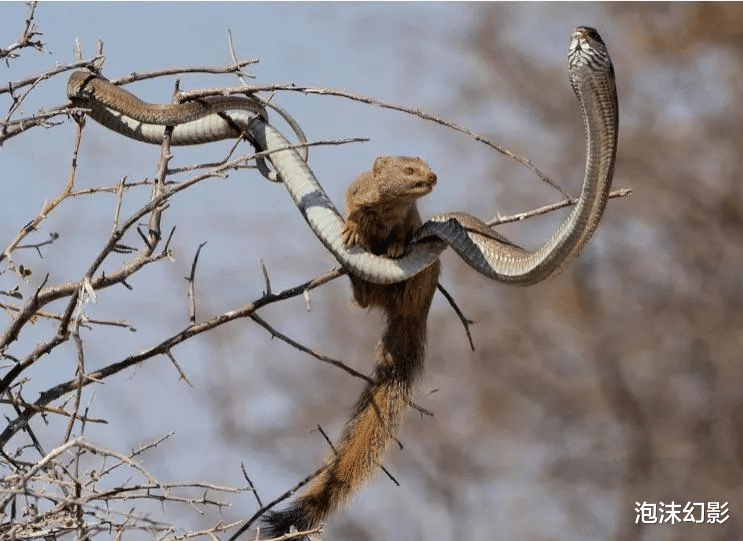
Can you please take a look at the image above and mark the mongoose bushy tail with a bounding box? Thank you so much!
[262,156,440,539]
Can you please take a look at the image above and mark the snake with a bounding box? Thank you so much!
[66,26,617,286]
[415,26,618,283]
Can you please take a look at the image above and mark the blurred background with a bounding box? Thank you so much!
[2,3,742,540]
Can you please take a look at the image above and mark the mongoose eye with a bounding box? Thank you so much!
[404,167,416,175]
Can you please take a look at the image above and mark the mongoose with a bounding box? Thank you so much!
[263,156,441,538]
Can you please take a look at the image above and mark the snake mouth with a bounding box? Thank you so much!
[569,31,585,53]
[570,26,604,54]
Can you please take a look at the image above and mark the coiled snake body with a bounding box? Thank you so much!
[66,26,617,286]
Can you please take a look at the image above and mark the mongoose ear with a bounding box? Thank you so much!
[372,156,391,176]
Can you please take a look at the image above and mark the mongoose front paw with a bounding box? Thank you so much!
[386,241,406,259]
[341,222,360,248]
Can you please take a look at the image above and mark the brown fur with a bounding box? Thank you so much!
[263,156,440,539]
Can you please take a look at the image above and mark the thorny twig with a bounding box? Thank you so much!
[0,2,44,63]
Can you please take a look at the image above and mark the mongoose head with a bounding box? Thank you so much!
[372,156,437,203]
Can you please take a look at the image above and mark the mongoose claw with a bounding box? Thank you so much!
[340,222,358,248]
[386,241,406,259]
